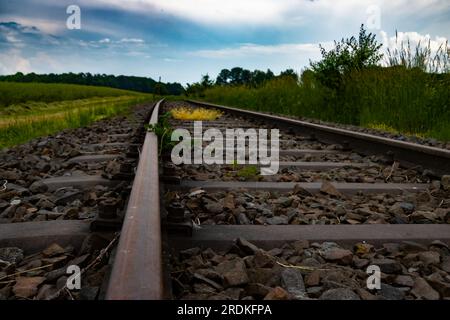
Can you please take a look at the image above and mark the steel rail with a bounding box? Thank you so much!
[106,99,164,300]
[187,100,450,177]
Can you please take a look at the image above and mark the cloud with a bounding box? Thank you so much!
[0,16,63,34]
[191,42,333,59]
[0,21,60,47]
[119,38,144,43]
[380,30,448,52]
[0,49,32,74]
[70,0,450,28]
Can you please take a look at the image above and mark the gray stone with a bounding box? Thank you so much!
[371,258,402,274]
[320,181,340,197]
[80,286,99,300]
[411,277,440,300]
[281,268,306,299]
[235,238,260,255]
[398,202,415,214]
[216,259,249,287]
[29,181,49,194]
[426,273,450,297]
[394,275,414,287]
[441,175,450,191]
[0,247,24,264]
[266,215,289,225]
[319,288,360,300]
[380,283,405,300]
[237,213,250,225]
[418,251,440,265]
[321,247,353,265]
[276,197,293,208]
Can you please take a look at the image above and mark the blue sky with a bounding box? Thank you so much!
[0,0,449,84]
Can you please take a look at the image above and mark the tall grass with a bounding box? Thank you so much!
[385,35,450,73]
[200,36,450,142]
[0,95,151,148]
[202,68,450,141]
[0,82,140,107]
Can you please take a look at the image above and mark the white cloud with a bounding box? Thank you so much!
[380,30,448,52]
[0,49,32,74]
[191,42,333,59]
[119,38,144,43]
[74,0,449,28]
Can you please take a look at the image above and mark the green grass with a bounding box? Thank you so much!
[201,68,450,142]
[0,82,140,107]
[0,96,151,149]
[0,82,153,148]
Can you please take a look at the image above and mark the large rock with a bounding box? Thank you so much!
[371,258,402,274]
[394,275,414,287]
[411,277,440,300]
[320,181,341,197]
[215,259,249,287]
[42,243,65,257]
[417,251,440,266]
[426,273,450,297]
[321,247,353,265]
[280,268,306,299]
[266,215,289,225]
[235,238,260,256]
[29,181,49,194]
[263,286,290,300]
[380,284,405,300]
[13,276,46,298]
[319,288,360,300]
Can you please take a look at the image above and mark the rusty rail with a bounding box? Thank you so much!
[187,100,450,177]
[106,99,164,300]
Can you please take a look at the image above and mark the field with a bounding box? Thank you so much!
[201,67,450,141]
[0,82,152,148]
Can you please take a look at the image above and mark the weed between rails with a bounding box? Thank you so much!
[171,106,223,121]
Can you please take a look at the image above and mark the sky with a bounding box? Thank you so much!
[0,0,449,84]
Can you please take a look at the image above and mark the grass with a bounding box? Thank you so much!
[171,106,223,121]
[0,95,151,149]
[0,82,139,107]
[201,68,450,142]
[0,82,153,148]
[198,35,450,142]
[237,165,259,180]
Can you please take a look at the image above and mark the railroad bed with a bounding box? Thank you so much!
[1,99,450,300]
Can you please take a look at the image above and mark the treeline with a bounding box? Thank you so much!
[185,67,298,96]
[0,72,185,95]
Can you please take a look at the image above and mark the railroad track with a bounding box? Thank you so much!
[1,99,450,300]
[108,100,450,300]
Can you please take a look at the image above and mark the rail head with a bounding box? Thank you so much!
[187,99,450,177]
[106,99,164,300]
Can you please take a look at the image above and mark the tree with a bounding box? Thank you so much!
[310,24,383,89]
[216,69,231,85]
[200,74,214,88]
[279,69,299,81]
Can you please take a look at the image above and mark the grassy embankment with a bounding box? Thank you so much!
[0,82,153,148]
[199,36,450,142]
[201,68,450,142]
